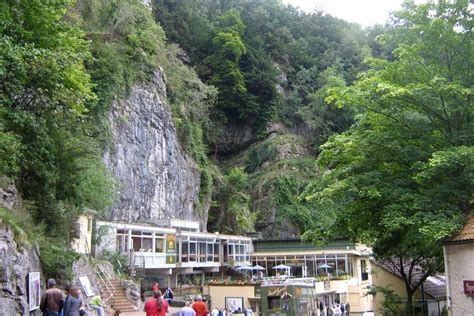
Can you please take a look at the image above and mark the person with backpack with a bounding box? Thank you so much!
[164,287,174,304]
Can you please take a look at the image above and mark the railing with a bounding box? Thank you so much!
[262,277,317,286]
[96,263,116,304]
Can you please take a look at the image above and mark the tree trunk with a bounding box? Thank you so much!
[405,288,415,316]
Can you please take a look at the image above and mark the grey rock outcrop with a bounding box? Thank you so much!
[0,224,41,315]
[0,179,41,315]
[0,177,20,210]
[104,69,205,227]
[121,279,141,310]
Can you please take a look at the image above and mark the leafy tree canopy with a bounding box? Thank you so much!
[302,1,473,313]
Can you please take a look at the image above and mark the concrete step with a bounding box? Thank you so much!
[112,305,135,312]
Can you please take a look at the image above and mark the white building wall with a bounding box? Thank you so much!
[444,243,474,315]
[71,214,94,254]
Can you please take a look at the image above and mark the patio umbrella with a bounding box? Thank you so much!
[252,265,266,271]
[318,263,333,275]
[273,264,291,270]
[317,264,332,269]
[236,265,253,271]
[272,264,292,276]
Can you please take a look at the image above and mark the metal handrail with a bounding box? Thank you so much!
[96,263,116,304]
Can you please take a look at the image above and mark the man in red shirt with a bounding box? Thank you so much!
[191,295,208,316]
[144,291,168,316]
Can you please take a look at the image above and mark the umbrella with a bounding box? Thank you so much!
[273,264,291,270]
[252,265,266,271]
[318,264,332,269]
[236,265,253,271]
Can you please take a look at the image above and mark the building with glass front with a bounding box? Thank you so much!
[94,219,252,287]
[92,220,374,314]
[252,238,374,314]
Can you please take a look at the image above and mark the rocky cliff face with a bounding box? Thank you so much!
[0,225,41,315]
[104,70,206,227]
[0,179,41,315]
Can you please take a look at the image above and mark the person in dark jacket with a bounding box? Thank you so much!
[164,287,174,303]
[63,286,83,316]
[40,278,65,316]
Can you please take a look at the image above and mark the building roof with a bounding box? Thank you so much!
[449,211,474,243]
[252,238,356,253]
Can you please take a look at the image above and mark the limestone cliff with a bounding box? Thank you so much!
[0,179,41,315]
[104,70,206,228]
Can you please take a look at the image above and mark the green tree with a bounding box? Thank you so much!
[0,0,115,238]
[208,167,255,234]
[303,1,473,314]
[207,9,247,120]
[297,65,353,148]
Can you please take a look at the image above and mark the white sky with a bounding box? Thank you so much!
[282,0,421,27]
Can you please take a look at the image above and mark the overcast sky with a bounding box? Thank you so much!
[282,0,420,26]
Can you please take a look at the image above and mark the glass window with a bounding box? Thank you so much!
[207,243,214,261]
[337,257,347,276]
[190,242,197,262]
[155,238,164,253]
[142,238,153,251]
[182,241,189,263]
[132,237,141,251]
[199,243,207,262]
[361,259,368,281]
[214,243,220,261]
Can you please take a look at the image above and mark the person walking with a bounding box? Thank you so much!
[180,302,196,316]
[334,303,342,316]
[40,278,65,316]
[63,286,82,316]
[191,295,208,316]
[90,294,106,316]
[211,306,220,316]
[144,290,169,316]
[245,307,253,316]
[164,287,174,304]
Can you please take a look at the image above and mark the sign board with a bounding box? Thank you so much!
[166,234,176,264]
[79,276,95,297]
[28,272,41,311]
[225,297,244,312]
[464,280,474,295]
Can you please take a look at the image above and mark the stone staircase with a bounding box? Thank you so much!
[99,279,136,313]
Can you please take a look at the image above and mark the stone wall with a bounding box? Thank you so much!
[121,279,141,310]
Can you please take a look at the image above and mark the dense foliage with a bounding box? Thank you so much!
[302,1,473,313]
[154,0,369,236]
[154,0,366,151]
[0,0,115,241]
